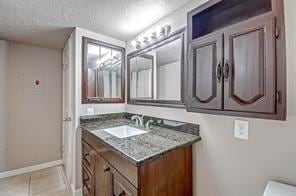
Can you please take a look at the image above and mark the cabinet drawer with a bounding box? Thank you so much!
[110,166,138,196]
[82,140,93,170]
[82,165,94,196]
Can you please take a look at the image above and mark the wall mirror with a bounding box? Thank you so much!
[127,28,185,108]
[82,37,125,103]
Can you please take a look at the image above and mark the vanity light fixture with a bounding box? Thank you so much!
[142,36,150,44]
[131,25,172,49]
[131,40,142,49]
[150,32,158,40]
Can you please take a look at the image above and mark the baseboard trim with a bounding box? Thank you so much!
[0,159,63,179]
[71,183,82,196]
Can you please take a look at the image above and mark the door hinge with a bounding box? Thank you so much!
[276,91,281,103]
[63,117,72,122]
[275,26,280,39]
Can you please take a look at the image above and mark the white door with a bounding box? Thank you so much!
[62,35,73,184]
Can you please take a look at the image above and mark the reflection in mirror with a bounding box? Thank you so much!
[87,44,122,98]
[82,37,125,103]
[130,54,153,99]
[128,28,185,108]
[155,38,181,100]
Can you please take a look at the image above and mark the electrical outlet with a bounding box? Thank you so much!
[234,120,249,140]
[86,107,95,115]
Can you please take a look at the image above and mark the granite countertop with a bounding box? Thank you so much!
[81,118,201,166]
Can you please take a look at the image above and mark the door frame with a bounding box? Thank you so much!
[62,34,74,184]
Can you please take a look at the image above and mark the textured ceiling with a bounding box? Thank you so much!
[0,0,191,49]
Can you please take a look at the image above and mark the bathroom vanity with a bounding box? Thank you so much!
[80,113,200,196]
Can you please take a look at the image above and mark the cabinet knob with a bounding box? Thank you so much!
[103,166,110,172]
[223,61,230,80]
[216,62,222,82]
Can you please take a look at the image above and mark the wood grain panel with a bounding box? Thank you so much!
[82,140,93,171]
[139,146,192,196]
[109,165,138,196]
[93,151,111,196]
[188,32,223,110]
[82,165,94,196]
[224,14,276,114]
[232,28,265,103]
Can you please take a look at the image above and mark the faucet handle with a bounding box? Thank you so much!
[145,120,154,129]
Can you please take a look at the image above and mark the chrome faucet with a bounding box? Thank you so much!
[145,120,154,129]
[131,115,144,128]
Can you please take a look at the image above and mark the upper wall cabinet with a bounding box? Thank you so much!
[187,0,286,120]
[82,37,125,104]
[127,28,185,108]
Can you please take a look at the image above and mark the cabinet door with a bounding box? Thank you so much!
[109,167,137,196]
[188,33,223,110]
[82,165,94,196]
[93,151,111,196]
[224,15,276,113]
[82,140,93,170]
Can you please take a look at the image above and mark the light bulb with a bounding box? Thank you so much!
[155,26,162,37]
[131,40,137,47]
[143,36,150,44]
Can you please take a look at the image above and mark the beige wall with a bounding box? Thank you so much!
[0,42,63,172]
[0,40,9,171]
[126,0,296,196]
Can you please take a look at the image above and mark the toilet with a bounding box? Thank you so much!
[264,181,296,196]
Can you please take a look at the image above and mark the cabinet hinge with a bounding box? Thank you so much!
[276,91,281,103]
[275,26,280,39]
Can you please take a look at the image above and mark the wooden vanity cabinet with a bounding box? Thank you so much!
[82,129,193,196]
[187,0,286,120]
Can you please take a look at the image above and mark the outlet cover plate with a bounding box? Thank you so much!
[87,107,95,115]
[234,120,249,140]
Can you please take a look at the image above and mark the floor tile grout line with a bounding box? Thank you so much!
[30,183,65,195]
[30,166,68,195]
[0,166,70,196]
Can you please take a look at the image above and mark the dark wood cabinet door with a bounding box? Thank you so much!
[188,33,223,110]
[93,151,111,196]
[109,167,137,196]
[224,14,276,114]
[82,140,93,170]
[82,165,94,196]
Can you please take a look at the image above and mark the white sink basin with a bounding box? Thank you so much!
[103,125,148,138]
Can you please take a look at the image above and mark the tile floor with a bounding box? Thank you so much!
[0,166,71,196]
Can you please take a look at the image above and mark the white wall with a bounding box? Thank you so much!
[157,61,180,100]
[0,40,9,171]
[0,42,62,172]
[131,69,152,98]
[126,0,296,196]
[73,27,126,189]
